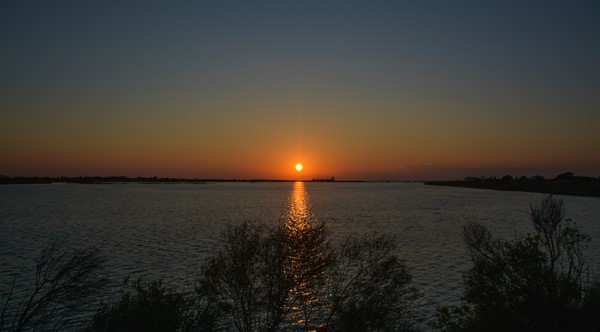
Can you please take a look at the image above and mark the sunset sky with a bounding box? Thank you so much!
[1,1,599,180]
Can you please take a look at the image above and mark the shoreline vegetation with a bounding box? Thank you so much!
[0,175,367,185]
[2,172,599,197]
[425,172,600,198]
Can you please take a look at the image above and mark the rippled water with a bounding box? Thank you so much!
[1,182,599,325]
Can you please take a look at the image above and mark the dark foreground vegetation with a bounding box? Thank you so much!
[425,172,600,197]
[89,220,419,332]
[1,196,599,331]
[434,196,600,332]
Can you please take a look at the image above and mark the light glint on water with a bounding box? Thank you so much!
[284,181,328,330]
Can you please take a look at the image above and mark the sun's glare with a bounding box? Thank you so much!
[295,163,303,171]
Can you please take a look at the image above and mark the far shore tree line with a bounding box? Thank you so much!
[426,172,600,197]
[2,171,600,186]
[463,171,599,182]
[1,196,599,331]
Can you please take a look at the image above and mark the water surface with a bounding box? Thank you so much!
[1,182,599,322]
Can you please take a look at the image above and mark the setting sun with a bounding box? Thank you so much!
[295,163,303,172]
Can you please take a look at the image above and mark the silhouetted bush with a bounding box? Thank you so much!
[0,239,106,332]
[433,196,600,332]
[196,221,307,331]
[326,234,419,332]
[88,277,187,332]
[195,220,419,331]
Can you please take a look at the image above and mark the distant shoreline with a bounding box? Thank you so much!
[4,175,599,198]
[0,176,376,185]
[425,174,600,198]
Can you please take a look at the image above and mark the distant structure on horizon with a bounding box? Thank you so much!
[312,177,335,182]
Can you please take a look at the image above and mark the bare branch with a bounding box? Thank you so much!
[1,239,106,332]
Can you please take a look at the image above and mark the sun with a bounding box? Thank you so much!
[295,163,303,171]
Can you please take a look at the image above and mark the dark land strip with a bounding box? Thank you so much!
[425,173,600,197]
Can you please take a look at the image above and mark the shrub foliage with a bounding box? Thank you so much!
[434,196,600,332]
[197,219,419,331]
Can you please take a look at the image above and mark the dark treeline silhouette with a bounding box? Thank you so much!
[0,175,294,185]
[0,176,365,185]
[425,172,600,197]
[2,196,599,331]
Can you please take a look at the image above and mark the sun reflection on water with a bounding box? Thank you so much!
[287,181,310,229]
[283,181,330,331]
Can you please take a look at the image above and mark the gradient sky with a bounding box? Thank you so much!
[1,1,599,180]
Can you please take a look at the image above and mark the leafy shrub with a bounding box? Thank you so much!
[434,196,600,332]
[88,277,185,332]
[197,220,419,331]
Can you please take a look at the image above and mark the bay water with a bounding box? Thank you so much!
[1,182,599,325]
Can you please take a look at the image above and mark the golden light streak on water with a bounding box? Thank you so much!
[284,181,330,331]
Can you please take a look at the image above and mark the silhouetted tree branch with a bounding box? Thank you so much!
[0,239,106,332]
